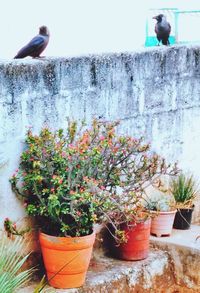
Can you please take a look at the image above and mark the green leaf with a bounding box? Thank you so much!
[0,236,35,293]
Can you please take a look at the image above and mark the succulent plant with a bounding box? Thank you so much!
[170,174,198,208]
[145,194,175,212]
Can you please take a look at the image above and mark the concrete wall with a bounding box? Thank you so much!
[1,44,200,227]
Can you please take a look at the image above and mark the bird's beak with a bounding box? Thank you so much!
[152,16,157,20]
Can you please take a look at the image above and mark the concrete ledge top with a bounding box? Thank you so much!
[0,43,200,65]
[150,225,200,252]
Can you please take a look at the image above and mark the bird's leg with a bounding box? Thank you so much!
[33,56,46,60]
[31,57,47,62]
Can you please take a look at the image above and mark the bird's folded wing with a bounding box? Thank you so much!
[15,36,45,58]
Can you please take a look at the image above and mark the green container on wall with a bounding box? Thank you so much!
[145,36,176,47]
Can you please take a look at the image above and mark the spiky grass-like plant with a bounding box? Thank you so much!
[0,236,34,293]
[170,174,198,208]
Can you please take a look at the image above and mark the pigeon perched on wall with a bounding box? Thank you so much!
[14,26,50,59]
[153,14,171,46]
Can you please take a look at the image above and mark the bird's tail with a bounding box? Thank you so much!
[14,54,21,59]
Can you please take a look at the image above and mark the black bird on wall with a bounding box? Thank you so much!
[14,25,50,59]
[153,14,171,46]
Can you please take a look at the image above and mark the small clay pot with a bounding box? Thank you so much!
[112,219,151,261]
[150,210,176,237]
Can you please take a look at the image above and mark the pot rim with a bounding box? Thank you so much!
[150,210,177,215]
[176,205,195,211]
[39,230,95,240]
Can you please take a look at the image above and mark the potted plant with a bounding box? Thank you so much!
[104,162,178,259]
[106,208,152,261]
[89,130,178,260]
[145,193,177,237]
[10,125,101,289]
[170,174,198,230]
[10,119,179,285]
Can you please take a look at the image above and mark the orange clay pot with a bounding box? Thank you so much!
[39,231,95,289]
[150,210,176,237]
[115,218,151,261]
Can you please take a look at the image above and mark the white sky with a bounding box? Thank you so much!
[1,0,200,59]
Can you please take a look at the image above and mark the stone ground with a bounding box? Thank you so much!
[19,225,200,293]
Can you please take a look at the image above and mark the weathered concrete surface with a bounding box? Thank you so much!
[1,44,200,227]
[19,246,200,293]
[18,226,200,293]
[19,225,200,292]
[19,249,176,293]
[2,46,200,293]
[150,225,200,292]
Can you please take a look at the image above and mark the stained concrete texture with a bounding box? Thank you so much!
[2,45,200,228]
[19,226,200,293]
[150,225,200,292]
[19,250,176,293]
[2,45,200,292]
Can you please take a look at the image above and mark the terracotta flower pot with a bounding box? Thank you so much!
[114,218,151,261]
[39,231,95,289]
[150,210,176,237]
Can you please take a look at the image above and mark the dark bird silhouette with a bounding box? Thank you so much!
[14,26,50,59]
[153,14,171,46]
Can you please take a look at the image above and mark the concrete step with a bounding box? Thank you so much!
[150,225,200,292]
[19,249,176,293]
[19,225,200,293]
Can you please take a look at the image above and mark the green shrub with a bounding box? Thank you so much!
[10,119,178,242]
